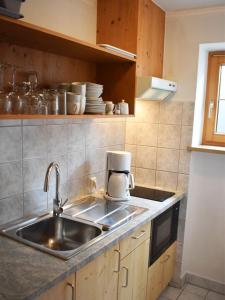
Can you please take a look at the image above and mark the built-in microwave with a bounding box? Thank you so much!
[149,202,180,266]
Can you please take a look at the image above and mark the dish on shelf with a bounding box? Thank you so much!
[98,44,137,59]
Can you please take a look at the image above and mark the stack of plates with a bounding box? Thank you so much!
[85,83,105,114]
[85,97,106,114]
[86,83,103,98]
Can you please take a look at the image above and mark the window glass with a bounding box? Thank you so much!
[216,65,225,134]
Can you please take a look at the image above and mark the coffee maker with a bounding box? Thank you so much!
[105,151,135,201]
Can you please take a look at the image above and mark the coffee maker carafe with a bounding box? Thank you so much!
[105,151,135,201]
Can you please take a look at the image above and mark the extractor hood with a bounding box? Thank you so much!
[136,76,177,101]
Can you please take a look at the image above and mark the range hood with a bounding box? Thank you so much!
[136,76,177,101]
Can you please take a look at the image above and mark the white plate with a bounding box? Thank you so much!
[98,44,136,58]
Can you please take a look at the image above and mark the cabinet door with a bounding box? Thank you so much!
[38,274,75,300]
[162,242,177,290]
[118,239,150,300]
[146,256,164,300]
[120,223,151,259]
[118,251,134,300]
[132,238,150,300]
[76,243,119,300]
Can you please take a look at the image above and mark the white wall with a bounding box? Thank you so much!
[163,7,225,284]
[163,6,225,102]
[183,152,225,283]
[21,0,97,43]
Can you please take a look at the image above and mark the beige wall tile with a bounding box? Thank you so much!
[181,126,193,149]
[156,171,178,190]
[159,101,183,125]
[182,102,195,126]
[157,148,180,172]
[179,150,191,174]
[135,101,160,123]
[177,174,189,192]
[125,122,137,144]
[86,122,125,148]
[158,124,181,149]
[136,123,158,146]
[136,146,157,169]
[125,144,136,166]
[86,147,107,174]
[135,168,156,186]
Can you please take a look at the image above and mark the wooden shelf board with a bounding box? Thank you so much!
[0,114,134,120]
[0,16,136,63]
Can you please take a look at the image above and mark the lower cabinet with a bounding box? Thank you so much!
[76,243,119,300]
[38,222,153,300]
[146,242,177,300]
[118,238,150,300]
[38,274,75,300]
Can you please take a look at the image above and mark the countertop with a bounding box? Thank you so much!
[0,191,184,300]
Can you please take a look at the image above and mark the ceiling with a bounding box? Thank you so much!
[153,0,225,11]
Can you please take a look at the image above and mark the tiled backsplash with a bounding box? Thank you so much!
[125,100,195,192]
[0,118,125,225]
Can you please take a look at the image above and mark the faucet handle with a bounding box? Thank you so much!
[61,198,69,208]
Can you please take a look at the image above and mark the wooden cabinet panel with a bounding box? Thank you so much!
[120,223,151,259]
[38,274,75,300]
[162,242,177,290]
[132,238,150,300]
[97,0,139,54]
[146,255,164,300]
[97,0,165,78]
[146,242,177,300]
[76,243,119,300]
[118,250,134,300]
[118,238,150,300]
[136,0,165,77]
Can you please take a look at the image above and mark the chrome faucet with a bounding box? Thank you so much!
[44,162,68,217]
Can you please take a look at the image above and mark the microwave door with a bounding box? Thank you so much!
[150,208,173,265]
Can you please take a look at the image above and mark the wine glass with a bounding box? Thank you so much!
[0,63,11,114]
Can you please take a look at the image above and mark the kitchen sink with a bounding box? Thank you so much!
[16,216,102,251]
[1,214,104,260]
[0,196,148,260]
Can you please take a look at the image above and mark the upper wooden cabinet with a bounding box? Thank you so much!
[137,0,165,77]
[97,0,165,78]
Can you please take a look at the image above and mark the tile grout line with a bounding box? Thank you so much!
[21,121,25,217]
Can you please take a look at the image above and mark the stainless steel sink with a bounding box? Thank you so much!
[0,196,148,260]
[17,216,102,251]
[1,214,104,260]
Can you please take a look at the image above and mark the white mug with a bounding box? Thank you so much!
[71,82,86,96]
[67,92,81,115]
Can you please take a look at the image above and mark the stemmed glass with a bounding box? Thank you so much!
[0,63,11,114]
[7,65,27,114]
[24,71,43,114]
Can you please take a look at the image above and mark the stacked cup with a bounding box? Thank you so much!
[70,82,86,114]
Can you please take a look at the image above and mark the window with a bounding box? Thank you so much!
[202,51,225,146]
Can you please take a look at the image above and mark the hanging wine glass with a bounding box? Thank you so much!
[8,67,36,114]
[0,62,11,114]
[24,71,43,114]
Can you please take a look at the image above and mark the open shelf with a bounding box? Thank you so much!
[0,114,134,120]
[0,16,136,63]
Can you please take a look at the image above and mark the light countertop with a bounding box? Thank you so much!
[0,191,184,300]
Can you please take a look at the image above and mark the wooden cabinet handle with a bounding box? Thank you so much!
[132,230,146,239]
[114,249,121,273]
[67,282,75,300]
[122,267,129,288]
